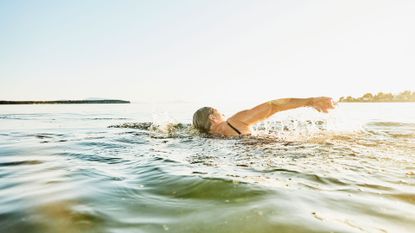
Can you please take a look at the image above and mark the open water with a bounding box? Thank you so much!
[0,102,414,233]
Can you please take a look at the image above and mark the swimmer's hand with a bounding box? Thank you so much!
[310,97,335,113]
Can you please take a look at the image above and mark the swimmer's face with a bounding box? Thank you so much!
[209,109,225,123]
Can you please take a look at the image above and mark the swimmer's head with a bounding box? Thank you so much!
[193,107,219,133]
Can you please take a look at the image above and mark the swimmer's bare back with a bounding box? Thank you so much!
[209,97,335,137]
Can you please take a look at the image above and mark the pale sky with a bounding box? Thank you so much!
[0,0,414,103]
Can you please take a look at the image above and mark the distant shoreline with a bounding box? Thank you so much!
[0,100,130,105]
[339,100,415,103]
[339,91,415,103]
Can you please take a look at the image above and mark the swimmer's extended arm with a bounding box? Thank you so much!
[228,97,334,126]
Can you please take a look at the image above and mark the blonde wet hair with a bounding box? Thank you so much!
[192,107,215,134]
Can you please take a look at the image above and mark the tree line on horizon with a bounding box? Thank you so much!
[339,90,415,102]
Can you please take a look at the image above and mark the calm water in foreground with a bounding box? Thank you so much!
[0,103,414,233]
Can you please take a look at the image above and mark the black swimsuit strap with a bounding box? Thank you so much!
[226,121,242,135]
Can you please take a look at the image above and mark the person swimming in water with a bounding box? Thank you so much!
[193,97,335,137]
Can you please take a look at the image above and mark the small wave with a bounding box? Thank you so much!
[0,160,43,166]
[108,122,155,130]
[108,122,197,138]
[0,115,26,120]
[86,117,130,120]
[384,193,415,204]
[0,113,47,120]
[28,133,68,144]
[368,121,415,127]
[364,121,415,140]
[32,133,64,139]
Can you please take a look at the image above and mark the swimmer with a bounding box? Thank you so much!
[193,97,335,137]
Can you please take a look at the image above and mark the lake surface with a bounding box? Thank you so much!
[1,102,414,233]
